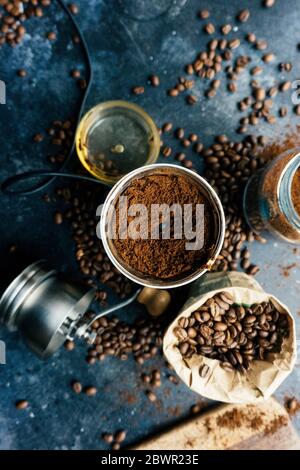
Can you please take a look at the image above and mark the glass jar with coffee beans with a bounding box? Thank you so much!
[243,148,300,243]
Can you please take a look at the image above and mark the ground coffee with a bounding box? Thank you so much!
[113,173,216,280]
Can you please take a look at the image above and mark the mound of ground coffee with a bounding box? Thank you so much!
[112,173,216,279]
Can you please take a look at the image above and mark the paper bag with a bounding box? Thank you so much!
[163,272,297,403]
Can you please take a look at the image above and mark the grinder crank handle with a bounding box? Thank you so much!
[75,287,171,341]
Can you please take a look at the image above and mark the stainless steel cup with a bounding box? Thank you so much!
[100,164,225,289]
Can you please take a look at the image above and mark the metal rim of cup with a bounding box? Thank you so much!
[100,163,226,289]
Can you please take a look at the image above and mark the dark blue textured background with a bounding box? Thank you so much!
[0,0,299,449]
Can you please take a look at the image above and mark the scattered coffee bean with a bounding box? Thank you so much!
[262,53,275,63]
[17,69,27,78]
[71,69,81,78]
[102,433,114,444]
[84,386,97,396]
[176,152,186,162]
[198,10,210,19]
[114,430,126,443]
[175,128,185,139]
[204,23,215,35]
[279,106,288,118]
[146,390,157,402]
[228,38,240,50]
[33,133,44,142]
[162,122,173,133]
[149,75,160,86]
[279,81,291,92]
[168,88,179,97]
[246,33,256,43]
[71,381,82,394]
[256,39,268,50]
[191,403,202,414]
[247,264,260,276]
[186,95,197,105]
[251,66,263,76]
[64,339,75,350]
[46,31,56,41]
[132,86,144,95]
[54,211,63,225]
[294,105,300,116]
[221,24,232,35]
[15,400,29,410]
[162,146,172,157]
[263,0,276,7]
[254,87,266,101]
[68,3,79,15]
[237,9,250,23]
[279,62,292,72]
[228,82,237,93]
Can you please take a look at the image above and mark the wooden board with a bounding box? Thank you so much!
[132,398,300,450]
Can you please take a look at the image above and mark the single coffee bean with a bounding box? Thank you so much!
[132,86,144,95]
[102,433,114,444]
[162,122,173,133]
[84,386,97,396]
[279,81,291,92]
[114,430,126,443]
[168,88,179,97]
[71,381,82,393]
[237,9,250,23]
[204,23,215,35]
[221,24,232,35]
[47,31,56,41]
[263,0,276,7]
[175,128,185,139]
[17,69,27,77]
[15,400,29,410]
[199,364,210,378]
[64,339,75,350]
[191,404,202,414]
[198,9,210,19]
[262,53,275,63]
[214,322,227,332]
[186,95,197,105]
[220,362,234,372]
[146,390,157,402]
[149,75,160,87]
[54,211,63,225]
[68,3,79,15]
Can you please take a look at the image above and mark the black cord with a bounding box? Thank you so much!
[1,171,110,194]
[1,0,95,196]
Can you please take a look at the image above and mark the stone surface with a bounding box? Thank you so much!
[0,0,299,450]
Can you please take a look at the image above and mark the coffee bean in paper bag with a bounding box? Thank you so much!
[163,272,297,404]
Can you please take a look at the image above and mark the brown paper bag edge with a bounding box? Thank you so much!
[163,273,297,404]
